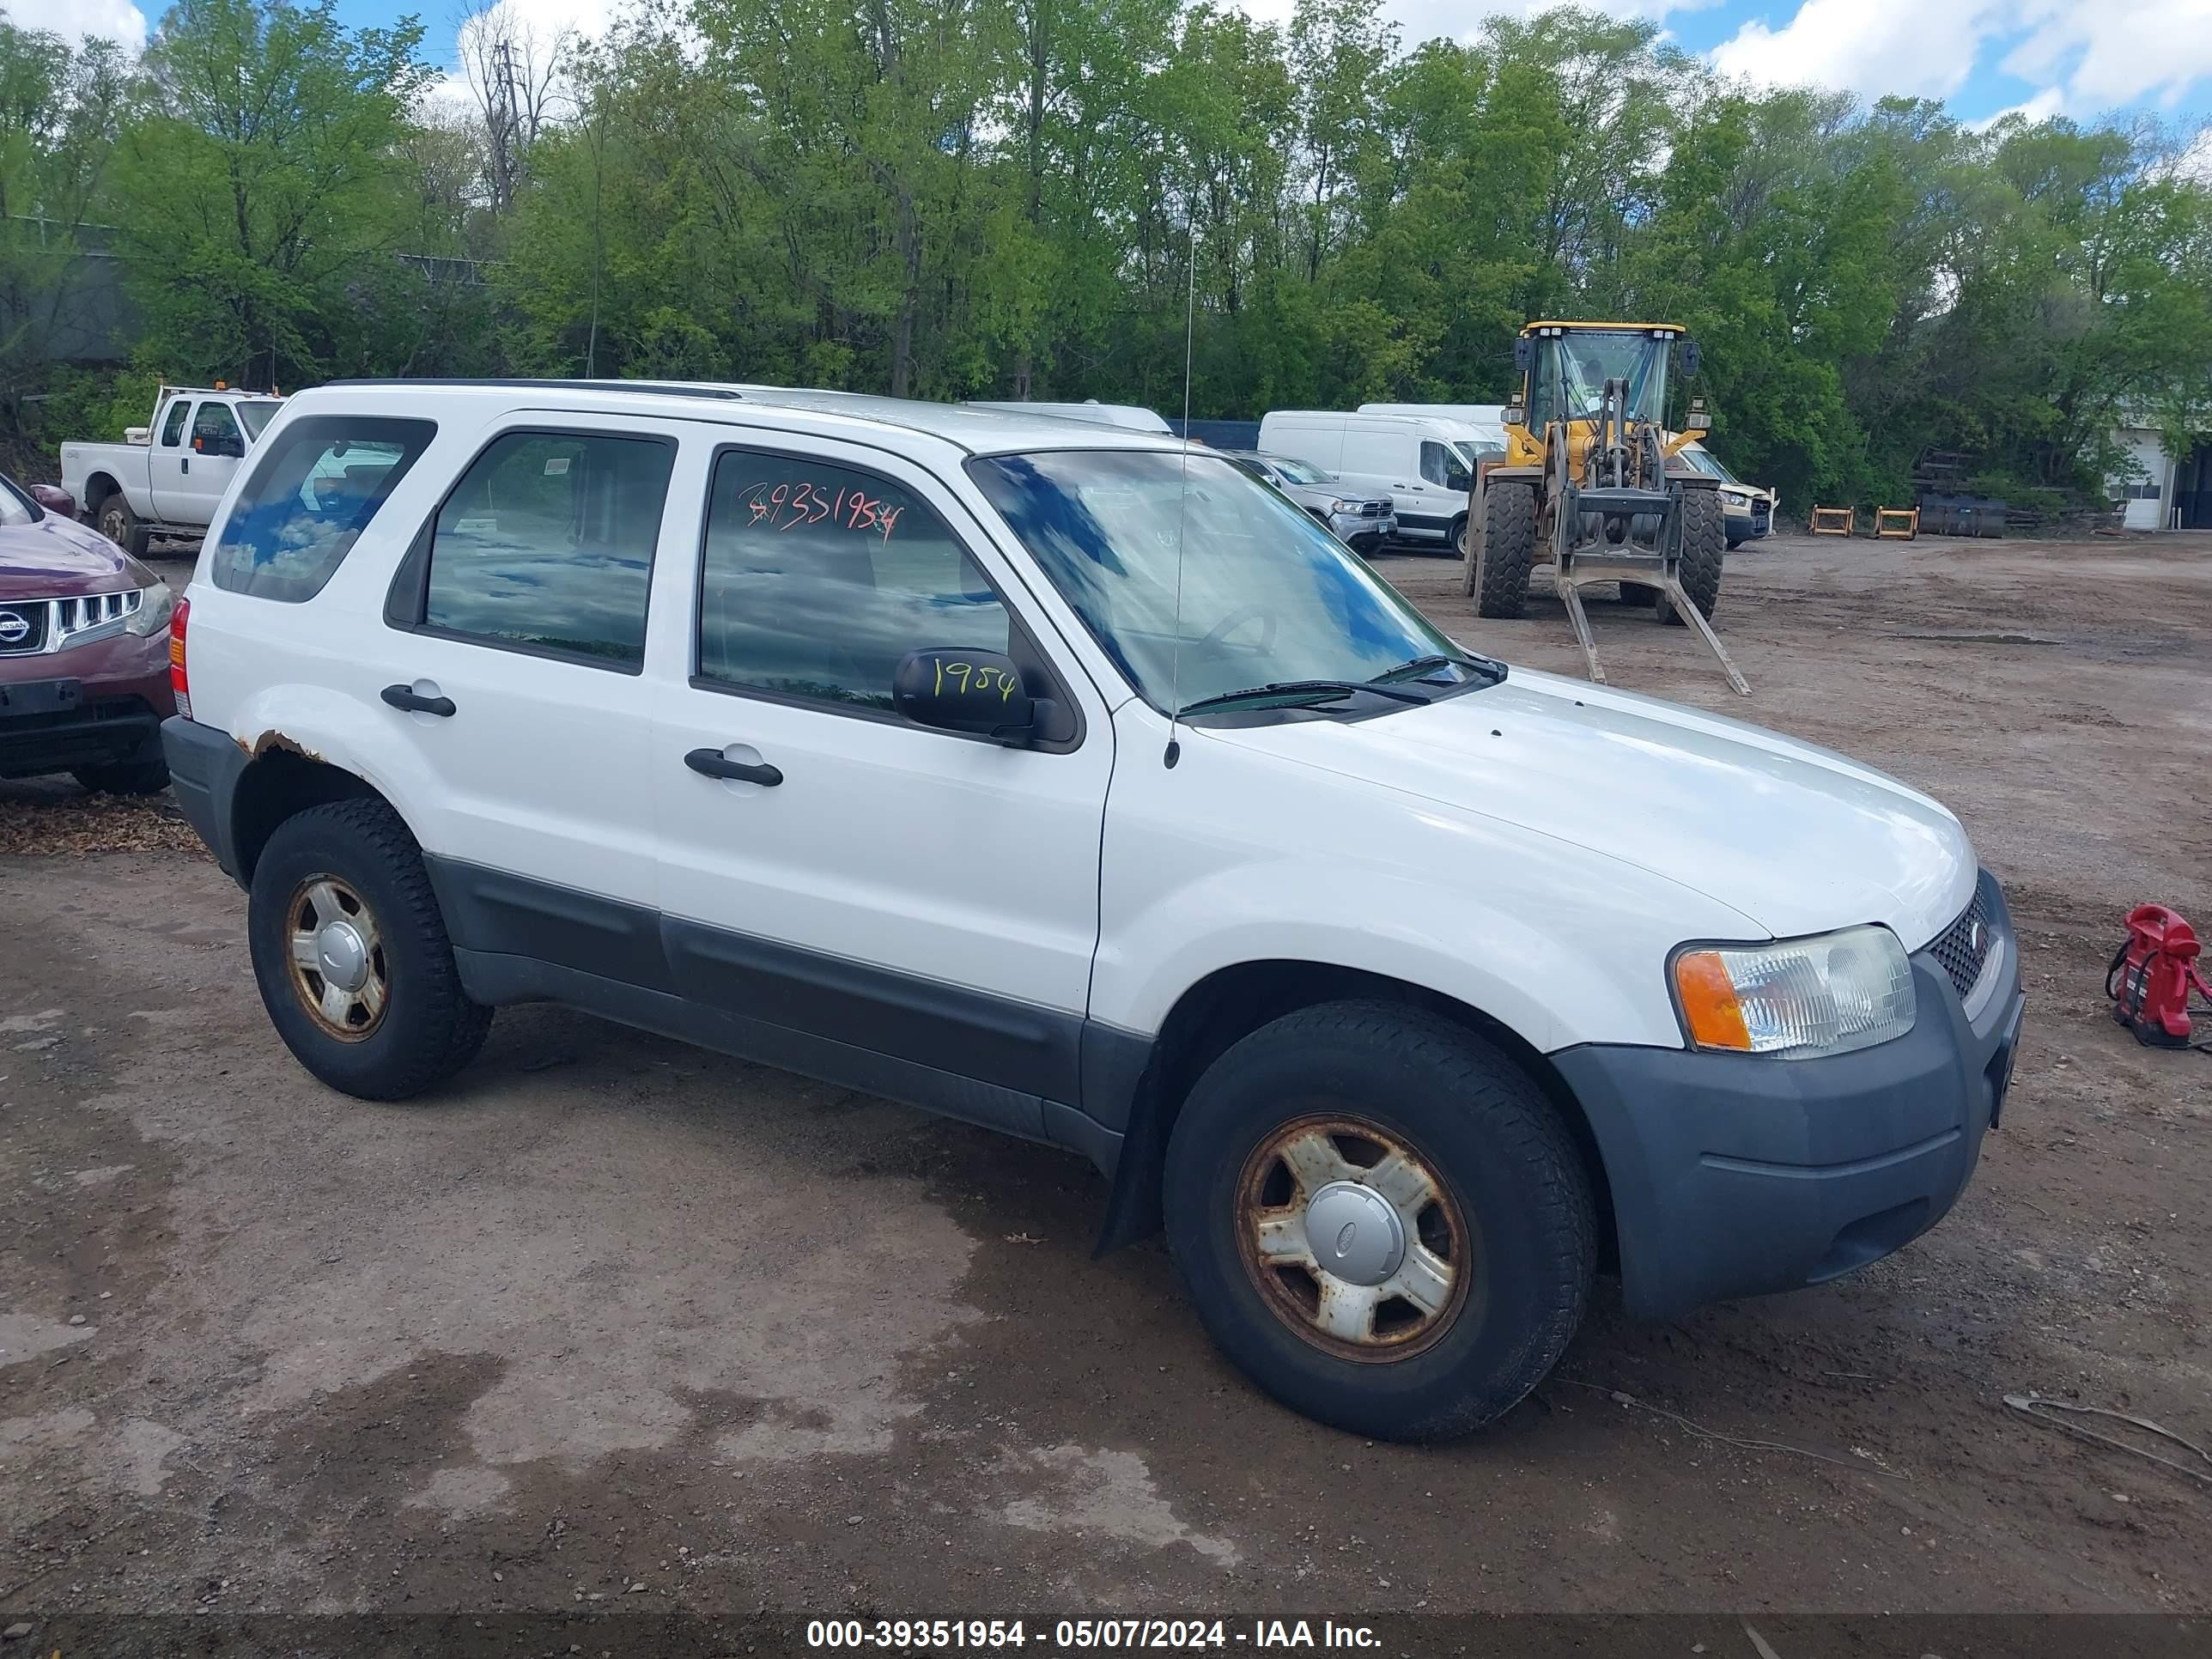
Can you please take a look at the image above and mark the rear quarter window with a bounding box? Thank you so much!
[210,416,436,602]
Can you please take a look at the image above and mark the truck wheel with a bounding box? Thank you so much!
[94,492,150,559]
[247,798,492,1100]
[73,759,169,796]
[1660,489,1724,625]
[1163,1001,1595,1441]
[1450,515,1469,561]
[1475,482,1537,619]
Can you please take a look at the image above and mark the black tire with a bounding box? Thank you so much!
[1662,488,1724,625]
[247,798,491,1100]
[1617,582,1656,605]
[1476,482,1537,619]
[94,491,150,559]
[1163,1000,1596,1441]
[1725,535,1744,550]
[1449,514,1468,561]
[72,759,169,796]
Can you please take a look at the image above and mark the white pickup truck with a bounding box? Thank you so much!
[60,385,285,555]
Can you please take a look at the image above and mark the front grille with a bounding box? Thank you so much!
[1929,874,1998,999]
[0,590,143,656]
[1359,501,1387,517]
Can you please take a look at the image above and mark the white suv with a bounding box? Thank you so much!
[161,380,2024,1440]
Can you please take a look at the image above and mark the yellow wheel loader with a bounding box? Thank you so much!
[1462,321,1747,695]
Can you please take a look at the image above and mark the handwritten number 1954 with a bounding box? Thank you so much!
[744,479,905,543]
[932,657,1018,702]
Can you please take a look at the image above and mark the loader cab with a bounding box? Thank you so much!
[1502,324,1703,469]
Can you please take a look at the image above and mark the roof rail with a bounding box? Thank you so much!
[319,377,745,402]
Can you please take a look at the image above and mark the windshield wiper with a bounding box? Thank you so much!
[1177,679,1427,716]
[1370,652,1504,685]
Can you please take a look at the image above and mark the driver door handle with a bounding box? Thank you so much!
[381,684,456,717]
[686,748,783,787]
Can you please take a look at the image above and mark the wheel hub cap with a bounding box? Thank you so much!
[1303,1179,1407,1286]
[315,921,370,992]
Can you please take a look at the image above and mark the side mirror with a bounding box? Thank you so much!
[1683,340,1702,377]
[29,483,76,519]
[893,648,1040,744]
[1513,337,1533,373]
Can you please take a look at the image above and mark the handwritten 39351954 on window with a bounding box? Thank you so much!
[744,479,905,542]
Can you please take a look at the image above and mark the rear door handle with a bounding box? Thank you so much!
[381,684,457,717]
[686,748,783,787]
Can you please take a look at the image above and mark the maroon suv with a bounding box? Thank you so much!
[0,473,177,794]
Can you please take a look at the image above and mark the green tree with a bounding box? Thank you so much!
[109,0,429,387]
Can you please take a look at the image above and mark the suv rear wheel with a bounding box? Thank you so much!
[1163,1001,1595,1440]
[247,798,491,1099]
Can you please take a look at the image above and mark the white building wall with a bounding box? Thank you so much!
[2112,426,2174,531]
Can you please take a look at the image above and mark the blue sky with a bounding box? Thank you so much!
[58,0,2211,138]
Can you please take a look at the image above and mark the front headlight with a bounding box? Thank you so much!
[1671,925,1915,1058]
[126,580,175,636]
[1329,498,1352,514]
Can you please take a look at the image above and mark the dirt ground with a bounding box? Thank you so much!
[3,532,2210,1653]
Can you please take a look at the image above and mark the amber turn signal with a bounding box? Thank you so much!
[1673,951,1752,1050]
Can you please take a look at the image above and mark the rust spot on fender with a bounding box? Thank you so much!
[244,731,323,762]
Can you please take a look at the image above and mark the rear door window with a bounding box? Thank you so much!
[404,430,675,671]
[210,416,437,602]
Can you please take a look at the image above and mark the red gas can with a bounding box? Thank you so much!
[2106,905,2212,1048]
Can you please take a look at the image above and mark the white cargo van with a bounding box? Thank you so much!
[1358,403,1508,449]
[1255,411,1489,555]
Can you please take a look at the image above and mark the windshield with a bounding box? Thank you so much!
[1268,456,1330,485]
[0,475,34,526]
[1683,446,1741,484]
[969,450,1467,714]
[1531,331,1670,428]
[239,401,281,440]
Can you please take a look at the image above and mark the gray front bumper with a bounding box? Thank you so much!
[1553,872,2026,1320]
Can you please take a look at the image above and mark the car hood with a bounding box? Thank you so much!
[0,514,135,599]
[1286,482,1389,513]
[1208,667,1973,949]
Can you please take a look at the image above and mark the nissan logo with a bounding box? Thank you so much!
[0,610,29,645]
[1968,920,1986,956]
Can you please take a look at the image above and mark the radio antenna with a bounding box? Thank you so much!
[1164,210,1198,769]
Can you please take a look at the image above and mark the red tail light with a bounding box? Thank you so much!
[169,594,191,721]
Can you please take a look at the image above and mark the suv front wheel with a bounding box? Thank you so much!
[1164,1001,1595,1440]
[247,798,492,1099]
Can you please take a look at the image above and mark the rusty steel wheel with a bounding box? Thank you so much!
[1234,1114,1474,1363]
[283,874,389,1042]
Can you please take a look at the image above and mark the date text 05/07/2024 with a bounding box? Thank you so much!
[805,1620,1382,1650]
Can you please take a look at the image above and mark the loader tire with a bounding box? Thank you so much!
[1662,487,1724,625]
[1476,482,1537,620]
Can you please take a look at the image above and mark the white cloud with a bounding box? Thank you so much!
[1711,0,2212,116]
[1711,0,2000,101]
[2002,0,2212,111]
[52,0,147,54]
[1231,0,1716,46]
[1968,84,2063,129]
